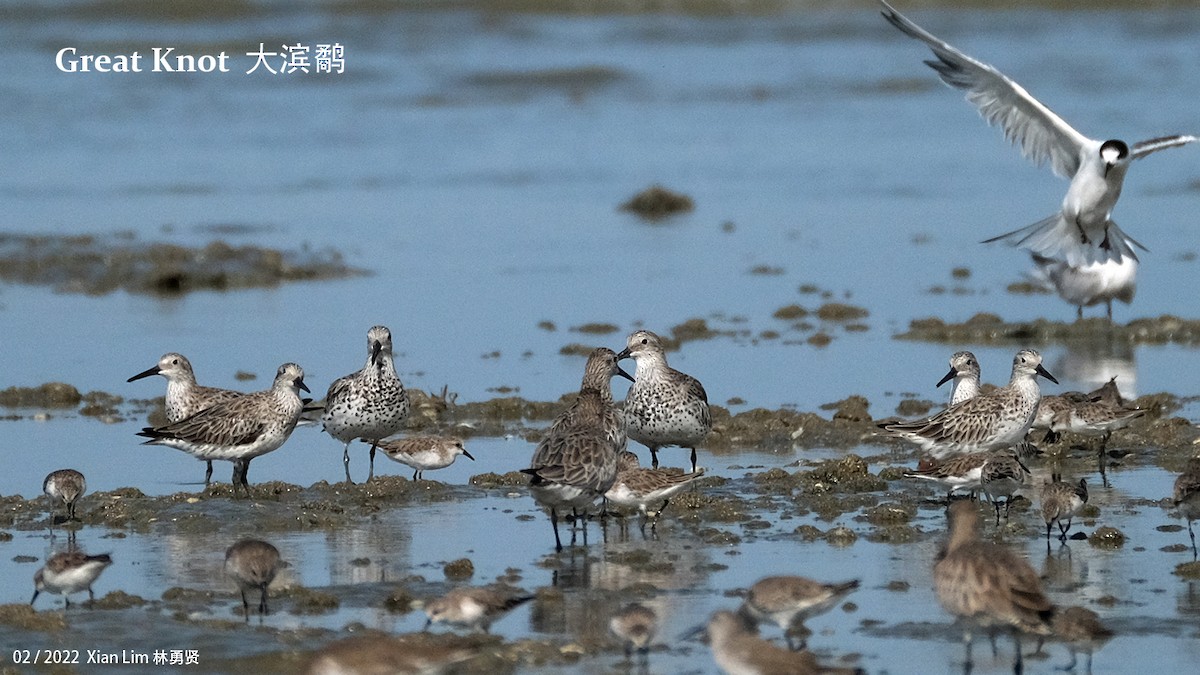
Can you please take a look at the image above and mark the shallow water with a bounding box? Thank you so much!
[3,1,1200,673]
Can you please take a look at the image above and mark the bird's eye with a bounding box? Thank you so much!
[640,338,648,345]
[171,359,178,365]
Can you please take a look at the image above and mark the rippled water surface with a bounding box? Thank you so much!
[2,1,1200,673]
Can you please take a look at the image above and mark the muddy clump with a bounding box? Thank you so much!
[773,304,809,320]
[0,604,67,632]
[444,558,475,580]
[1088,526,1127,549]
[0,383,82,408]
[620,184,694,220]
[0,233,362,296]
[816,303,869,322]
[899,313,1200,346]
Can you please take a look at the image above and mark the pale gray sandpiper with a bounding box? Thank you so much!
[698,610,864,675]
[225,538,281,620]
[303,634,479,675]
[321,325,410,484]
[522,348,627,552]
[127,352,243,485]
[1031,391,1092,444]
[1172,457,1200,560]
[610,602,658,662]
[618,329,711,472]
[1030,254,1138,321]
[934,501,1055,674]
[738,576,860,650]
[980,450,1032,525]
[880,1,1198,320]
[31,550,113,609]
[604,450,706,533]
[374,436,474,481]
[136,363,309,495]
[1050,400,1144,448]
[1049,605,1113,673]
[879,349,1058,459]
[1041,478,1089,544]
[423,586,534,634]
[43,468,86,526]
[936,350,981,405]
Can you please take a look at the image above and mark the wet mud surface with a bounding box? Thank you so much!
[0,233,362,296]
[2,384,1198,672]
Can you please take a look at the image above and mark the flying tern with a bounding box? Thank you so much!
[880,1,1196,317]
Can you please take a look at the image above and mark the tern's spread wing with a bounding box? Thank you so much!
[1131,135,1198,160]
[881,0,1091,179]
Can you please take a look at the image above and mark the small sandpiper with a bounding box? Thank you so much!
[31,550,113,609]
[137,363,309,495]
[1173,457,1200,559]
[423,586,534,634]
[373,436,473,481]
[936,350,982,405]
[980,450,1032,525]
[43,469,86,526]
[904,452,988,501]
[321,325,410,484]
[934,501,1055,674]
[225,538,281,620]
[696,610,863,675]
[618,330,711,472]
[1050,605,1113,673]
[127,352,243,484]
[738,575,860,650]
[609,602,658,662]
[523,348,628,552]
[604,450,706,533]
[880,349,1057,459]
[1051,399,1145,479]
[303,634,479,675]
[1041,477,1089,544]
[1031,391,1092,444]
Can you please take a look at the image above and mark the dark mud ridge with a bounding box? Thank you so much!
[0,232,363,295]
[899,313,1200,346]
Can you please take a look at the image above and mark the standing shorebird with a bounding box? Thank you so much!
[610,602,658,663]
[303,635,479,675]
[43,469,86,527]
[423,586,534,634]
[695,610,864,675]
[1051,400,1144,484]
[605,450,706,533]
[879,349,1057,459]
[137,363,309,495]
[522,348,630,552]
[1041,478,1089,545]
[225,538,281,621]
[127,352,243,485]
[1031,391,1092,445]
[880,0,1197,320]
[321,325,410,484]
[374,436,474,481]
[904,451,989,501]
[618,330,711,472]
[934,500,1055,674]
[31,551,113,609]
[1173,458,1200,560]
[936,351,982,405]
[738,576,860,650]
[980,450,1032,525]
[1051,605,1114,673]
